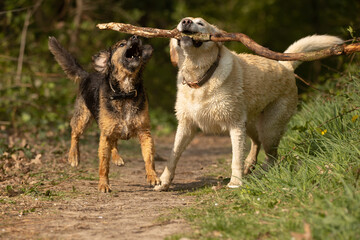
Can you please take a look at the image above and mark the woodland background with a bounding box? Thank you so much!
[1,1,360,239]
[0,0,360,136]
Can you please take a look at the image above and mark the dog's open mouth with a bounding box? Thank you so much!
[181,30,203,48]
[125,42,142,61]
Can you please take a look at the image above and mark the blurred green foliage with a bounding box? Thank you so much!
[0,0,359,135]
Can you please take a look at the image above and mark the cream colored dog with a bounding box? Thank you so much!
[154,17,343,191]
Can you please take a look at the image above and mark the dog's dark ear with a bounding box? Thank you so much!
[142,45,153,62]
[92,50,110,74]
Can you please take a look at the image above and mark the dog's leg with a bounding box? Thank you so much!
[244,123,261,175]
[138,130,160,186]
[154,122,196,191]
[68,97,92,167]
[244,138,261,175]
[259,96,297,171]
[98,134,112,193]
[228,123,247,188]
[110,139,125,166]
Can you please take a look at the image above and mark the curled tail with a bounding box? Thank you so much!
[279,35,344,71]
[48,36,88,83]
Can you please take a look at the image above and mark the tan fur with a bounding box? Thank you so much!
[66,38,159,193]
[154,17,343,191]
[110,139,124,166]
[94,83,158,191]
[68,97,92,167]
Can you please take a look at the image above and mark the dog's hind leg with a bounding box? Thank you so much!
[138,130,160,186]
[110,139,125,166]
[98,134,112,193]
[244,122,261,175]
[154,121,197,191]
[68,97,92,167]
[258,96,297,170]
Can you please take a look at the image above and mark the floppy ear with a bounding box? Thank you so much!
[142,44,153,62]
[92,50,110,74]
[169,38,179,67]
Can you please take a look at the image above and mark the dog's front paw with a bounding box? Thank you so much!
[68,147,79,167]
[227,176,243,189]
[146,174,160,186]
[154,182,170,191]
[153,169,173,191]
[98,180,111,193]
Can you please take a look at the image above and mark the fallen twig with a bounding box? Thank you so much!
[295,74,335,96]
[97,22,360,61]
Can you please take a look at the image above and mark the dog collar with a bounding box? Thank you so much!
[182,49,221,89]
[109,89,137,100]
[108,79,138,100]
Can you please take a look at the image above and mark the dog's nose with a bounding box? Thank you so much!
[131,35,138,40]
[181,18,193,27]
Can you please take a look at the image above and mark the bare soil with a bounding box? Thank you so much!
[0,133,232,240]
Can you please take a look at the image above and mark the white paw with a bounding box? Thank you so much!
[227,176,243,189]
[227,183,241,189]
[154,183,170,191]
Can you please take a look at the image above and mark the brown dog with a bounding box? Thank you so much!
[49,36,160,192]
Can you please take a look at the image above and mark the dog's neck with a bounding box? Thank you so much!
[180,45,221,87]
[110,67,141,93]
[105,68,142,101]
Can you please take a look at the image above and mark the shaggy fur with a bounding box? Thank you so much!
[154,17,343,191]
[49,36,160,192]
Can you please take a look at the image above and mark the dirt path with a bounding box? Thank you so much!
[0,134,232,240]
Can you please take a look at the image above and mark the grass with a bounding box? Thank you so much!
[172,65,360,239]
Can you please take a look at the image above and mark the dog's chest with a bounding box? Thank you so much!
[177,87,242,133]
[111,102,139,139]
[99,98,142,140]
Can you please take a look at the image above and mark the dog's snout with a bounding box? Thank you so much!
[128,35,141,46]
[182,18,193,27]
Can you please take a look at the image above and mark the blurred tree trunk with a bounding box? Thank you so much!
[69,0,83,53]
[15,0,43,85]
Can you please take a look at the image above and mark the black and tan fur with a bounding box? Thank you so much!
[49,35,159,192]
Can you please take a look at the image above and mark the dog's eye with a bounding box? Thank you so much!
[119,43,125,47]
[197,22,204,26]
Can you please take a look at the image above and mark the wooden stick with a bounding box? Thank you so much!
[97,22,360,62]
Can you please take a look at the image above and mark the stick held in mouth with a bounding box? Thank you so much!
[97,22,360,62]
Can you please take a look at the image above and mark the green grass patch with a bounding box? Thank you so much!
[174,66,360,239]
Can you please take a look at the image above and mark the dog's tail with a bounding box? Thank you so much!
[48,36,88,83]
[279,35,343,71]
